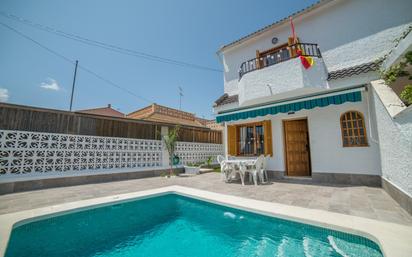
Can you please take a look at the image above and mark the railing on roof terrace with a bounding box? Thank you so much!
[239,43,321,79]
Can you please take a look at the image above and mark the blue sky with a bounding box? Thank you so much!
[0,0,318,119]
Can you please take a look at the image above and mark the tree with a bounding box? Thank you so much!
[162,126,180,177]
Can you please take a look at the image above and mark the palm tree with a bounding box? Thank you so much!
[162,126,180,177]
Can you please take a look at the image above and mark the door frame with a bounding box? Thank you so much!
[282,118,312,177]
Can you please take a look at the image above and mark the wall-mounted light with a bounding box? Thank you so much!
[288,111,295,115]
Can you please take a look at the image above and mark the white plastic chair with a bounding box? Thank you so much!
[238,162,247,186]
[217,155,238,183]
[243,156,264,186]
[217,155,228,181]
[259,155,269,183]
[217,155,225,165]
[221,161,230,182]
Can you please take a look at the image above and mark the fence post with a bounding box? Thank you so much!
[160,126,170,168]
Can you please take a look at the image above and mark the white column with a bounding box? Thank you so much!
[223,122,228,159]
[160,126,170,168]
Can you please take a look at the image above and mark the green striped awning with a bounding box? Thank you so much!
[216,91,362,123]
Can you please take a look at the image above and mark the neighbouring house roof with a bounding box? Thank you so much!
[127,103,221,129]
[76,104,125,118]
[194,117,212,126]
[218,0,332,53]
[214,94,239,107]
[195,116,224,130]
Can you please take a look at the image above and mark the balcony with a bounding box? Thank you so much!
[239,43,322,79]
[237,43,329,106]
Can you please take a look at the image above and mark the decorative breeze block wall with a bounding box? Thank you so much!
[0,130,163,177]
[175,142,224,165]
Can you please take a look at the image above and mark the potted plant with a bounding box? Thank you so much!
[162,125,180,178]
[199,156,214,174]
[184,162,201,175]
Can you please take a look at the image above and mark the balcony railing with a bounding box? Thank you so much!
[239,43,321,79]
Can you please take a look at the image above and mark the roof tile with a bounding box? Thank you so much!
[327,60,382,80]
[214,94,239,106]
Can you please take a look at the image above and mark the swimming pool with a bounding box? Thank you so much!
[5,193,383,257]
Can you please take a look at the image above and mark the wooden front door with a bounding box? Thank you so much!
[283,119,311,176]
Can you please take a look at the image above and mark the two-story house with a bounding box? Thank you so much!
[213,0,412,186]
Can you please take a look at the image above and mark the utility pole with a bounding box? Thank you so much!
[69,60,79,111]
[178,86,183,110]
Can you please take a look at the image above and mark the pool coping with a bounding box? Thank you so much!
[0,185,411,257]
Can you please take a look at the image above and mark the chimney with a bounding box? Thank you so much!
[108,104,111,108]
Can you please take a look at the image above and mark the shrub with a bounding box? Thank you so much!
[380,50,412,106]
[400,85,412,105]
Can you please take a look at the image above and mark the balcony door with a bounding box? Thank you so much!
[257,43,289,68]
[283,119,311,176]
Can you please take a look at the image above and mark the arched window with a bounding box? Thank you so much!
[340,111,368,147]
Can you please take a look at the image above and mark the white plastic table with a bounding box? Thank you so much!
[223,158,257,185]
[225,159,255,165]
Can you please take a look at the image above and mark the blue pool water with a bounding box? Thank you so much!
[5,194,383,257]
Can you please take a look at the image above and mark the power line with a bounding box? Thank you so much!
[0,21,153,104]
[0,11,222,73]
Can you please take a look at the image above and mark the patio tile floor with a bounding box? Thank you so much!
[0,172,411,226]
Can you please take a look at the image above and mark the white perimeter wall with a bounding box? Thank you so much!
[226,91,381,175]
[372,82,412,196]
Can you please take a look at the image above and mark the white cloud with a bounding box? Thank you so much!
[40,78,61,91]
[0,88,9,102]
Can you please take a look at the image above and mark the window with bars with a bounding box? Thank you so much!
[238,124,264,155]
[340,111,368,147]
[227,120,273,157]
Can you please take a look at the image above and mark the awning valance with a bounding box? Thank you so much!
[216,90,362,123]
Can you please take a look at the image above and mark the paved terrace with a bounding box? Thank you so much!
[0,172,411,226]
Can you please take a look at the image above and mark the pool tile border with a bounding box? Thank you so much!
[0,186,411,257]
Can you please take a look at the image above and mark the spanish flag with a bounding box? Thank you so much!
[297,49,315,69]
[290,17,315,70]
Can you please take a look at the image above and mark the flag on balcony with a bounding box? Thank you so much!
[290,17,314,69]
[297,49,315,69]
[300,56,314,69]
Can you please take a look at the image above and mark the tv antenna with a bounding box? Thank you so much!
[178,86,183,110]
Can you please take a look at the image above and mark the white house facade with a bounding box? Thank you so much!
[213,0,412,211]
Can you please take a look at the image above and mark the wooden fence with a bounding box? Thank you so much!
[176,126,222,144]
[0,103,222,144]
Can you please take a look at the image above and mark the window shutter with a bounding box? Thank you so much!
[263,120,273,156]
[227,125,237,156]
